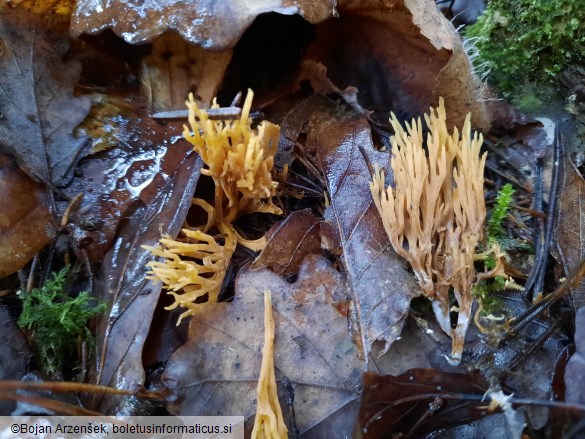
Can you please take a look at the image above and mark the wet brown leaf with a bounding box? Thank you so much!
[251,209,321,276]
[554,153,585,309]
[355,369,493,439]
[163,255,363,436]
[306,103,420,359]
[0,153,55,279]
[62,108,188,264]
[86,139,202,413]
[70,0,333,48]
[0,7,91,187]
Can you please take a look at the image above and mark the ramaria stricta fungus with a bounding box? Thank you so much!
[370,98,506,364]
[145,90,282,323]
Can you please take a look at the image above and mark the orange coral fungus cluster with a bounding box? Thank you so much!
[370,98,505,364]
[145,90,281,323]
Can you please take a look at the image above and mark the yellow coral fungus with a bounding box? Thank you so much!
[251,291,287,439]
[370,97,506,364]
[145,90,282,322]
[183,90,281,224]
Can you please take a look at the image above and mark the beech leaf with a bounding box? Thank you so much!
[163,255,363,435]
[71,0,334,48]
[0,153,55,279]
[306,103,420,359]
[0,8,91,187]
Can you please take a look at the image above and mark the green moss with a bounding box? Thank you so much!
[488,183,515,242]
[465,0,585,108]
[17,268,106,377]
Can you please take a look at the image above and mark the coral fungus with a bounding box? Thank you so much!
[145,90,281,323]
[370,98,505,364]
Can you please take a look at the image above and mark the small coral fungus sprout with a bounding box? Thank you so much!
[369,98,505,364]
[145,90,282,323]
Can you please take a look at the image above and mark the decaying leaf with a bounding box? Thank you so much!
[70,0,333,48]
[251,209,321,276]
[86,140,202,413]
[0,7,91,187]
[554,151,585,309]
[163,255,363,435]
[0,305,30,414]
[0,153,55,279]
[306,102,420,359]
[62,111,191,264]
[355,369,495,438]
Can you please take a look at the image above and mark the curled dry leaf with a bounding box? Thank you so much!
[141,32,232,112]
[0,7,91,187]
[162,255,363,436]
[0,153,55,279]
[71,0,334,48]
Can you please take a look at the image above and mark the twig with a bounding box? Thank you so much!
[0,391,103,415]
[522,125,561,300]
[507,257,585,335]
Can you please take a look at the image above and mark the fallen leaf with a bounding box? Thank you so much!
[306,102,420,359]
[141,32,232,112]
[355,369,494,438]
[554,152,585,309]
[0,153,55,279]
[86,140,202,413]
[62,108,189,264]
[0,305,30,414]
[0,7,91,187]
[70,0,334,48]
[251,209,321,276]
[6,0,75,21]
[163,255,363,436]
[565,307,585,404]
[549,345,574,437]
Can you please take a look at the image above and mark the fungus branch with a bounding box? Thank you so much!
[370,98,505,364]
[145,90,281,323]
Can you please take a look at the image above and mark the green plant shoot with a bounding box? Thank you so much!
[488,183,515,243]
[17,268,106,377]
